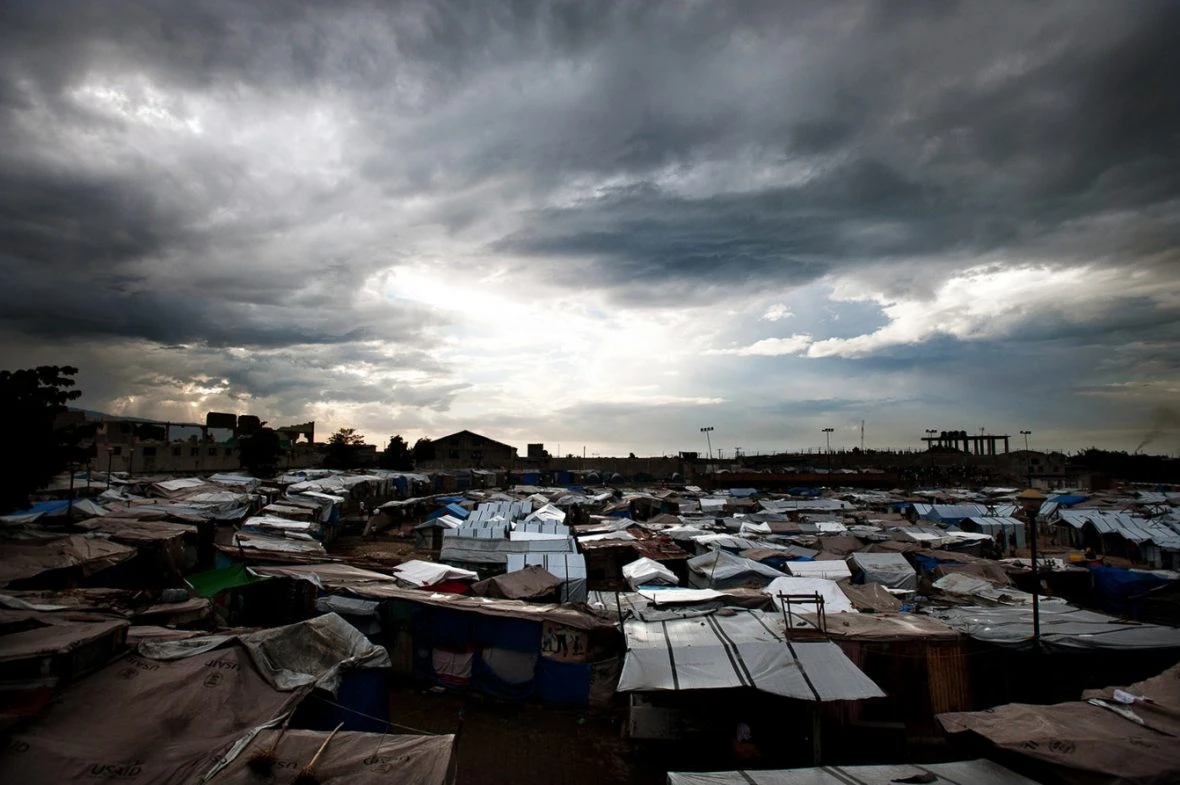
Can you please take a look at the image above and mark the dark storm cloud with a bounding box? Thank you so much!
[1,0,1178,440]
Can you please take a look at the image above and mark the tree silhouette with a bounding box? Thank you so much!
[379,435,414,470]
[0,366,83,511]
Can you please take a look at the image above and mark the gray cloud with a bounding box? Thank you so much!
[2,1,1178,450]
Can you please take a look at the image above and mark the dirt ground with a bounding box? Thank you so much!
[386,680,665,785]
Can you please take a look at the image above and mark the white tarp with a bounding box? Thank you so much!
[848,552,918,591]
[687,550,786,589]
[623,557,679,589]
[784,560,852,581]
[392,559,479,588]
[763,577,856,615]
[617,609,884,701]
[523,503,567,525]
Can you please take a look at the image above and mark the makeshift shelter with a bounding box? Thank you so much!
[0,614,392,784]
[471,565,562,600]
[623,557,679,590]
[926,603,1180,652]
[668,760,1037,785]
[762,576,855,619]
[506,552,587,602]
[0,535,136,588]
[783,560,851,581]
[687,550,786,589]
[940,663,1180,785]
[617,608,883,700]
[961,516,1026,550]
[392,560,479,590]
[208,729,453,785]
[847,552,917,591]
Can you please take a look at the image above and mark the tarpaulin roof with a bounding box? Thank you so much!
[939,664,1180,785]
[185,563,274,597]
[0,616,129,664]
[668,759,1037,785]
[471,564,561,600]
[783,560,852,581]
[623,557,678,589]
[616,609,883,701]
[208,729,454,785]
[392,559,478,588]
[926,603,1180,651]
[687,550,786,588]
[0,535,136,587]
[763,576,855,615]
[0,614,388,785]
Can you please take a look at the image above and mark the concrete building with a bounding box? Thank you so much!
[420,430,518,469]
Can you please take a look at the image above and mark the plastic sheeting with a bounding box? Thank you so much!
[0,535,136,587]
[687,550,786,589]
[623,557,678,589]
[668,760,1037,785]
[927,603,1180,651]
[763,577,855,615]
[393,560,479,588]
[617,609,883,701]
[848,552,917,591]
[783,560,852,581]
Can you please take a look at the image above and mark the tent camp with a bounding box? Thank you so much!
[847,552,918,591]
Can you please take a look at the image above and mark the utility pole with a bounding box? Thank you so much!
[860,420,865,452]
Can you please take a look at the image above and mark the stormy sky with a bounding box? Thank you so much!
[2,1,1178,456]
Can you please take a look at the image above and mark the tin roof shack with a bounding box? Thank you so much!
[940,662,1180,785]
[1055,509,1180,568]
[0,614,397,784]
[617,606,884,766]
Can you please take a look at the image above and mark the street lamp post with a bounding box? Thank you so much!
[106,447,114,490]
[700,426,714,462]
[925,429,938,477]
[1020,430,1033,486]
[1017,488,1048,652]
[822,428,834,476]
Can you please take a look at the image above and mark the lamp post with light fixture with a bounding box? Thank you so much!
[1020,430,1033,486]
[822,427,834,476]
[1017,488,1047,651]
[700,426,714,462]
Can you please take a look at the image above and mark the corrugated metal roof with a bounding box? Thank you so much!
[1057,510,1180,550]
[616,609,884,702]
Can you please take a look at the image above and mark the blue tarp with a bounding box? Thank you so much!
[1049,493,1089,507]
[787,487,822,498]
[5,499,72,517]
[729,488,758,498]
[534,659,590,706]
[426,503,469,521]
[1089,564,1174,617]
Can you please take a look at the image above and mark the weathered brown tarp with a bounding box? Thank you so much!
[810,611,959,641]
[471,565,561,600]
[209,729,454,785]
[939,663,1180,784]
[76,518,197,543]
[837,580,903,612]
[0,535,136,587]
[0,618,129,663]
[0,646,303,784]
[0,614,392,784]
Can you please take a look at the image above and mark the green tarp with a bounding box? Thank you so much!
[184,563,272,597]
